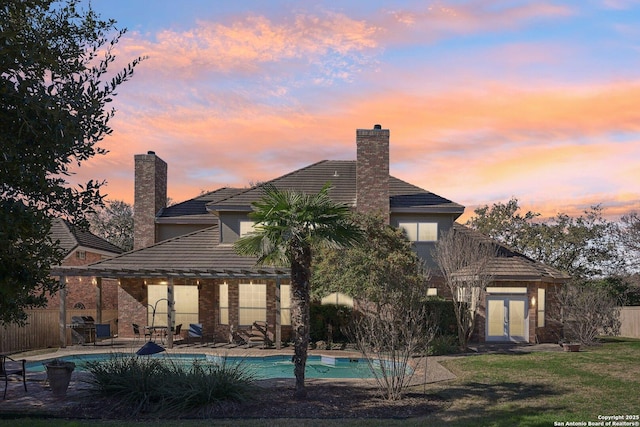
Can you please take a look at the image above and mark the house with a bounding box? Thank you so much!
[47,219,123,313]
[53,125,569,346]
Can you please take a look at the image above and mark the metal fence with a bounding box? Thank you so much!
[620,306,640,339]
[0,309,118,354]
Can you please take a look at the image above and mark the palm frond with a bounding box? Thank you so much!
[234,183,363,268]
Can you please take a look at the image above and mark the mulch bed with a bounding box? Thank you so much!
[65,382,445,420]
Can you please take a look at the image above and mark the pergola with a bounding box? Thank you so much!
[50,264,289,350]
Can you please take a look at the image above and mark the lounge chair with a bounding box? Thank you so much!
[1,354,27,399]
[252,321,274,348]
[94,323,115,346]
[232,322,273,348]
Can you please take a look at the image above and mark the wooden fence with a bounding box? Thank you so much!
[0,309,118,354]
[620,306,640,339]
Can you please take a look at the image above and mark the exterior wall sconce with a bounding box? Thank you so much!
[531,296,536,307]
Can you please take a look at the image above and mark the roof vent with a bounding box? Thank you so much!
[373,124,382,129]
[147,150,155,155]
[333,171,339,177]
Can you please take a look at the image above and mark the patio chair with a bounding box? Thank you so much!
[1,354,27,399]
[172,324,183,343]
[94,323,115,346]
[132,323,152,341]
[187,323,203,344]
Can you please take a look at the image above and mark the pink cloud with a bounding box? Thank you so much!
[116,12,381,82]
[381,1,574,44]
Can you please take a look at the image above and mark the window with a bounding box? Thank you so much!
[76,251,86,260]
[219,283,229,324]
[398,222,438,242]
[239,220,256,237]
[280,284,291,326]
[239,283,266,325]
[147,285,199,328]
[537,288,546,327]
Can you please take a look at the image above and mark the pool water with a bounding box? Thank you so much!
[27,353,384,379]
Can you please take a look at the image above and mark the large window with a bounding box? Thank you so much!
[398,222,438,242]
[239,282,266,325]
[147,285,199,328]
[219,283,229,324]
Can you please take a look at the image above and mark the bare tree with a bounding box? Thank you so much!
[552,282,621,345]
[619,212,640,268]
[349,267,436,400]
[433,226,496,350]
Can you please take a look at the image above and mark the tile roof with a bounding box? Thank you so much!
[50,219,124,256]
[452,224,570,282]
[207,160,464,214]
[157,187,244,221]
[52,226,286,278]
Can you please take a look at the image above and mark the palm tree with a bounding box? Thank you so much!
[234,183,363,399]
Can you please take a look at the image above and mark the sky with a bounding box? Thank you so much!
[70,0,640,222]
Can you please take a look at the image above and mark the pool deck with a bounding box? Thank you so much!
[2,339,560,417]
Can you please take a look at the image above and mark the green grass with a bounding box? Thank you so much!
[1,338,638,426]
[422,337,640,426]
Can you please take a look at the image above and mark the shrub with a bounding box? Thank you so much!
[424,299,457,337]
[427,335,460,356]
[310,303,353,343]
[84,354,256,417]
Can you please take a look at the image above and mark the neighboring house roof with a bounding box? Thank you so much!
[51,226,286,278]
[452,224,571,283]
[207,160,464,215]
[156,187,244,223]
[50,219,124,256]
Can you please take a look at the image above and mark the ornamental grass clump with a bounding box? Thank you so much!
[84,354,256,417]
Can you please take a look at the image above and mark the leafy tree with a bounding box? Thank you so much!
[0,0,143,325]
[313,214,436,400]
[466,198,539,250]
[88,200,134,251]
[312,214,428,307]
[433,226,497,350]
[234,184,363,399]
[467,198,623,278]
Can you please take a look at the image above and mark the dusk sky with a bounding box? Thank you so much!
[71,0,640,222]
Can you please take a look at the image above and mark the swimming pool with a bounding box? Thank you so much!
[27,353,385,380]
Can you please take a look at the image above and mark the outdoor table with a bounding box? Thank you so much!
[145,326,168,344]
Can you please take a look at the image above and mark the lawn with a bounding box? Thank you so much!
[424,337,640,427]
[2,338,638,427]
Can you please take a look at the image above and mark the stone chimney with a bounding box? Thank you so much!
[356,124,390,222]
[134,151,167,249]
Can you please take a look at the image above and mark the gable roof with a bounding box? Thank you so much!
[50,219,124,256]
[51,225,286,279]
[207,160,464,215]
[452,224,570,283]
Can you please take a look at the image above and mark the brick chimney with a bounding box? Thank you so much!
[356,124,390,222]
[134,151,167,249]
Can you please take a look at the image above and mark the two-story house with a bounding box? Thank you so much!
[55,125,569,346]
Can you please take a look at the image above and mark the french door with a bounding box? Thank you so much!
[486,296,528,342]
